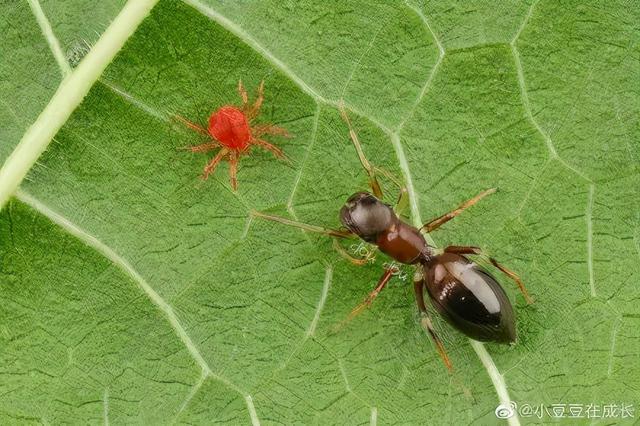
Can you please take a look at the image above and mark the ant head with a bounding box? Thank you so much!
[340,192,396,243]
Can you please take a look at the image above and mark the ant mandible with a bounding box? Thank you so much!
[252,105,534,370]
[176,80,290,191]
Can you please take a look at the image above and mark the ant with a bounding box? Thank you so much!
[176,80,290,191]
[252,106,533,370]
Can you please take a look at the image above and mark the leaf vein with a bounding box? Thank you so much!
[0,0,160,210]
[182,3,533,420]
[26,0,72,77]
[14,189,274,416]
[586,183,596,297]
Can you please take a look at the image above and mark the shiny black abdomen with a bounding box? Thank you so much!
[424,253,516,343]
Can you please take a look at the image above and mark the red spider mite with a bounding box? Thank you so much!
[176,80,290,190]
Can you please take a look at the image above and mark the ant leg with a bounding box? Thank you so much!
[228,151,239,191]
[252,138,289,162]
[421,188,496,233]
[395,187,409,216]
[339,103,383,199]
[201,148,229,180]
[444,246,534,304]
[247,80,264,120]
[238,79,249,109]
[335,266,395,330]
[489,258,534,304]
[251,211,354,239]
[251,211,372,263]
[372,166,409,216]
[333,239,377,265]
[338,104,410,208]
[413,270,453,371]
[173,114,209,136]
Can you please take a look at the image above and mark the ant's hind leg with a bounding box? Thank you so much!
[414,270,453,371]
[444,245,534,304]
[339,103,384,199]
[421,188,496,233]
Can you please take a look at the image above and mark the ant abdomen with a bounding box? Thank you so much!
[423,253,516,344]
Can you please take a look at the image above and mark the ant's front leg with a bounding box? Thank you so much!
[421,188,496,233]
[444,245,534,304]
[251,211,369,265]
[373,166,409,216]
[332,239,378,266]
[414,269,453,371]
[339,104,410,216]
[339,103,384,199]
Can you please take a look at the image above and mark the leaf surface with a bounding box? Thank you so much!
[1,1,639,424]
[0,0,125,163]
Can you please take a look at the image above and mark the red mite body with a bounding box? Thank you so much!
[178,80,289,190]
[208,106,251,151]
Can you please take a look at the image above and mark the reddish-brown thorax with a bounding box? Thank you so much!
[208,106,251,151]
[375,221,429,265]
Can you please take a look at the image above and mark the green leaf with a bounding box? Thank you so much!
[1,0,639,424]
[0,0,125,163]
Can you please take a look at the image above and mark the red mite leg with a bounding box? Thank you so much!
[182,142,219,153]
[334,266,395,331]
[228,151,239,191]
[421,188,496,233]
[246,80,264,120]
[444,245,534,304]
[338,103,384,199]
[201,148,229,180]
[252,138,289,162]
[252,123,291,138]
[413,271,453,371]
[238,79,249,108]
[173,114,209,136]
